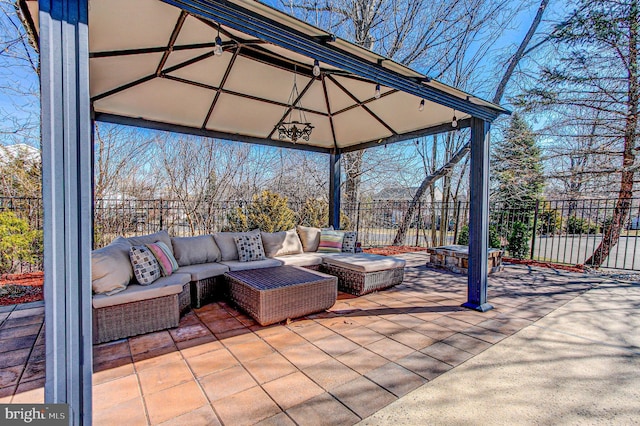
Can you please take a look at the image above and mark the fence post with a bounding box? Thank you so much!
[453,201,462,245]
[530,199,540,260]
[159,198,164,231]
[356,202,361,235]
[415,201,422,246]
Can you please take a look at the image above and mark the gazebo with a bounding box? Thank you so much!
[20,0,508,423]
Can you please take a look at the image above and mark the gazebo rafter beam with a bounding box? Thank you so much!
[328,75,398,136]
[321,74,338,149]
[155,10,189,76]
[90,42,218,58]
[202,46,241,128]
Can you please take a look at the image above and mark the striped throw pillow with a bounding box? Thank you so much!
[317,230,345,253]
[146,241,179,276]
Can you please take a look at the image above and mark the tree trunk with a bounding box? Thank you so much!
[390,0,550,246]
[392,144,470,245]
[585,0,638,267]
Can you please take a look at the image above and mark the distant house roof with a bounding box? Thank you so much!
[0,144,40,164]
[373,186,443,201]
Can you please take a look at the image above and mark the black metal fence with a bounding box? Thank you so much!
[2,196,640,271]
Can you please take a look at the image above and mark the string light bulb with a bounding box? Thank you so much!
[451,111,458,128]
[419,99,425,111]
[214,25,223,56]
[374,84,381,99]
[313,60,321,77]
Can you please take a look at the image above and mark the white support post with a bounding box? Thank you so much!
[40,0,93,423]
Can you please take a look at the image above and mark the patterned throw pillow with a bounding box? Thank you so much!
[233,234,266,262]
[341,231,358,253]
[317,230,345,253]
[146,241,179,277]
[129,245,161,285]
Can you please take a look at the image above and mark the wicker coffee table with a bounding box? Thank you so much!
[225,265,338,326]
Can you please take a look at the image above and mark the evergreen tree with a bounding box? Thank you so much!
[492,113,545,208]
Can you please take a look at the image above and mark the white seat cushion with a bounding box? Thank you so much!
[220,258,283,271]
[322,253,406,273]
[274,252,324,267]
[178,263,229,281]
[92,273,190,309]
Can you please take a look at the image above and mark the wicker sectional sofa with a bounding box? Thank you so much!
[90,226,405,343]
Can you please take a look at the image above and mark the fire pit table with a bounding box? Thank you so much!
[225,265,337,326]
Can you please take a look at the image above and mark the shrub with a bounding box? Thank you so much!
[566,216,597,234]
[223,191,296,232]
[537,208,561,235]
[457,225,469,245]
[456,224,501,248]
[489,225,502,248]
[507,221,531,259]
[0,211,42,274]
[298,199,329,228]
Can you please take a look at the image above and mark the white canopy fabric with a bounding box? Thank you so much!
[21,0,507,153]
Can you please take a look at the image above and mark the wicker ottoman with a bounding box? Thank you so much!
[322,253,405,296]
[226,266,337,326]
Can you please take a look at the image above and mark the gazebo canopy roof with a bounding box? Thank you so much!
[21,0,507,153]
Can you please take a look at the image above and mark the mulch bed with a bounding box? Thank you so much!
[0,272,44,306]
[503,257,586,273]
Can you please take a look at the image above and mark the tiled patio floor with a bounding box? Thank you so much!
[0,253,603,425]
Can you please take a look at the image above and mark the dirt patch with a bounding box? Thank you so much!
[0,272,43,306]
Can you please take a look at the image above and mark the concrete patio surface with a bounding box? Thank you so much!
[1,252,636,425]
[361,264,640,425]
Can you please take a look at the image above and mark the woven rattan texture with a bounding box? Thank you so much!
[92,293,179,344]
[226,266,330,290]
[192,276,224,308]
[178,283,191,316]
[226,266,337,326]
[322,264,404,296]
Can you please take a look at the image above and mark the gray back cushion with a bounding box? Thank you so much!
[296,225,322,252]
[171,235,221,266]
[261,229,304,257]
[91,236,133,295]
[127,230,173,255]
[213,229,261,261]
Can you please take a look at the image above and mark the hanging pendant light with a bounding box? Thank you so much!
[278,66,314,143]
[374,84,381,99]
[451,110,458,128]
[214,24,223,56]
[419,99,425,111]
[312,59,321,77]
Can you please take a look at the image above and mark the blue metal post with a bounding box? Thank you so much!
[463,117,493,312]
[40,0,93,423]
[329,151,341,229]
